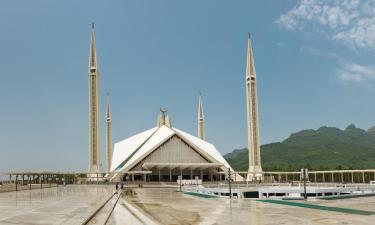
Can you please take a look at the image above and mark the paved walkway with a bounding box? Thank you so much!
[0,185,113,225]
[0,184,58,193]
[1,186,375,224]
[126,188,375,225]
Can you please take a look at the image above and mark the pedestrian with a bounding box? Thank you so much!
[121,183,124,189]
[116,183,119,191]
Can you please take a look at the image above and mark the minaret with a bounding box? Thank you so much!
[88,22,101,173]
[197,94,205,140]
[105,93,112,173]
[245,33,262,181]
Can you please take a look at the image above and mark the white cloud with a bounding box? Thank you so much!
[333,18,375,48]
[277,0,375,49]
[337,63,375,82]
[299,45,375,84]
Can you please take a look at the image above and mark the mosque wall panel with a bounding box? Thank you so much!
[130,135,209,171]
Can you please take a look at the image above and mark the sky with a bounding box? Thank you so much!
[1,0,375,172]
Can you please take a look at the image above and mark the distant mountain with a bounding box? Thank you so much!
[224,124,375,171]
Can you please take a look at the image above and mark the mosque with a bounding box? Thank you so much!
[109,107,243,182]
[87,23,262,182]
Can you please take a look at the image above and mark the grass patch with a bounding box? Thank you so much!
[258,199,375,216]
[182,191,217,199]
[320,193,375,200]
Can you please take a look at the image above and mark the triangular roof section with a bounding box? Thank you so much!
[113,125,236,172]
[111,125,244,181]
[173,128,234,170]
[111,127,157,171]
[120,125,175,171]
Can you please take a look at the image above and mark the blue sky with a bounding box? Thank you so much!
[1,0,375,172]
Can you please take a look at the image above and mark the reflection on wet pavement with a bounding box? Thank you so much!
[123,188,375,225]
[0,185,113,225]
[1,186,375,225]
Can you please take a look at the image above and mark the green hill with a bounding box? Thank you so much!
[224,124,375,171]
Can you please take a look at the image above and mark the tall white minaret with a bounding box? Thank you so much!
[245,33,262,181]
[88,22,101,173]
[197,94,205,140]
[105,93,112,173]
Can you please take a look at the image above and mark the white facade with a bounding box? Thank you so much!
[109,125,243,182]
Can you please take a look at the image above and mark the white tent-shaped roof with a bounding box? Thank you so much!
[110,125,243,181]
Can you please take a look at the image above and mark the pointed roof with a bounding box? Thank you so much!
[110,127,158,171]
[89,22,98,71]
[246,33,256,77]
[122,125,175,171]
[173,128,230,168]
[110,125,243,181]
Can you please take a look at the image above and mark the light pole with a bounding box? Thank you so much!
[179,175,182,192]
[15,175,18,192]
[228,168,232,199]
[300,168,308,200]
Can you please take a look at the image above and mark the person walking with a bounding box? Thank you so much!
[115,183,119,192]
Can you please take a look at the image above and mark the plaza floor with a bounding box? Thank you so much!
[0,185,375,224]
[126,188,375,225]
[0,185,114,225]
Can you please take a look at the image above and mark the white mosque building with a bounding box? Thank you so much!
[109,106,243,182]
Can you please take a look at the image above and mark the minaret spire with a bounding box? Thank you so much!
[197,94,205,140]
[89,22,98,70]
[88,22,101,174]
[245,33,262,181]
[105,93,112,173]
[246,33,256,77]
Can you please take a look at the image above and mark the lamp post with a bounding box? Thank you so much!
[15,175,18,192]
[178,175,182,192]
[228,168,232,199]
[300,168,308,200]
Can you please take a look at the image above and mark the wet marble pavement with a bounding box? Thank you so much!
[1,185,375,225]
[0,185,113,225]
[123,188,375,225]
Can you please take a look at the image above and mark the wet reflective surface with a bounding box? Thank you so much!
[0,185,113,225]
[124,188,375,225]
[1,186,375,225]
